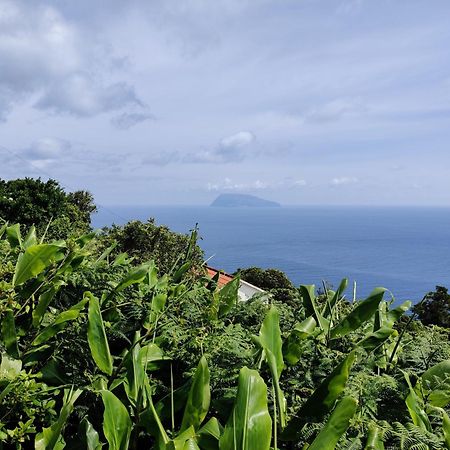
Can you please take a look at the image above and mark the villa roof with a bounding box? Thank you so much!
[206,266,234,288]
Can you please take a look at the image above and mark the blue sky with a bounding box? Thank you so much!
[1,0,450,205]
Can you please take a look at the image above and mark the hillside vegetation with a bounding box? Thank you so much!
[0,179,450,449]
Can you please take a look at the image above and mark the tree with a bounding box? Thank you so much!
[412,286,450,328]
[102,219,204,274]
[0,177,96,239]
[236,266,301,308]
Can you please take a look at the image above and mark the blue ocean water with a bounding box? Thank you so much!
[92,206,450,303]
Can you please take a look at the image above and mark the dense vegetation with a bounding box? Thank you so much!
[1,179,450,449]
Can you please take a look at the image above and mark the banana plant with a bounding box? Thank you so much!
[308,396,358,450]
[256,306,287,449]
[281,350,356,440]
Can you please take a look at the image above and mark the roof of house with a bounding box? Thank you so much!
[206,267,234,288]
[206,266,265,293]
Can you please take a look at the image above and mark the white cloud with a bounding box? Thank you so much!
[0,0,143,119]
[330,176,359,186]
[305,97,367,123]
[111,111,156,129]
[207,177,267,192]
[185,130,256,164]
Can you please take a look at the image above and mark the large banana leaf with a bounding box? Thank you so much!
[32,296,88,346]
[1,309,19,358]
[258,306,286,428]
[101,390,132,450]
[87,292,113,375]
[23,225,37,249]
[197,417,223,450]
[124,340,145,406]
[283,316,316,365]
[308,397,358,450]
[220,367,272,450]
[322,278,348,318]
[32,283,64,328]
[300,285,326,330]
[384,300,411,328]
[420,360,450,407]
[443,411,450,450]
[403,371,431,432]
[330,288,386,339]
[35,388,82,450]
[356,327,395,352]
[218,276,240,318]
[364,423,385,450]
[115,262,155,292]
[13,243,64,286]
[282,351,356,440]
[181,355,211,432]
[6,223,22,248]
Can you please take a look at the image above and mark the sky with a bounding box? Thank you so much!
[1,0,450,206]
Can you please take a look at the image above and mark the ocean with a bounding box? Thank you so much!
[92,206,450,303]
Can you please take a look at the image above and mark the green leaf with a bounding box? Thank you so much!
[403,370,431,432]
[300,285,326,330]
[87,292,113,375]
[218,276,240,318]
[282,351,356,440]
[32,284,63,328]
[23,225,38,249]
[6,223,22,248]
[220,367,272,450]
[172,261,192,283]
[364,423,385,450]
[357,327,395,352]
[308,397,358,450]
[124,339,145,406]
[197,417,223,450]
[322,278,348,318]
[1,309,19,358]
[283,316,316,365]
[0,353,22,380]
[101,390,132,450]
[80,418,102,450]
[330,288,386,339]
[33,296,88,346]
[258,306,287,428]
[421,360,450,407]
[115,262,154,291]
[13,243,64,286]
[35,388,82,450]
[385,300,411,327]
[181,355,211,432]
[443,411,450,450]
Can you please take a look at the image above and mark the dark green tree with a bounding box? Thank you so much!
[412,286,450,328]
[236,266,301,308]
[0,177,96,239]
[102,219,204,274]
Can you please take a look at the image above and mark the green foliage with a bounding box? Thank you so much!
[0,178,96,239]
[101,219,204,274]
[413,286,450,328]
[1,215,450,449]
[237,266,301,307]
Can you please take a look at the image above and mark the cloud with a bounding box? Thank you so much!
[330,176,359,186]
[305,97,367,123]
[185,131,256,163]
[111,111,156,130]
[35,74,142,117]
[142,151,179,166]
[207,177,267,192]
[23,138,71,160]
[0,1,144,120]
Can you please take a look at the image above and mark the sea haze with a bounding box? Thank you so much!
[92,206,450,303]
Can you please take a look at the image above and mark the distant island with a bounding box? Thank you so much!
[210,193,281,207]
